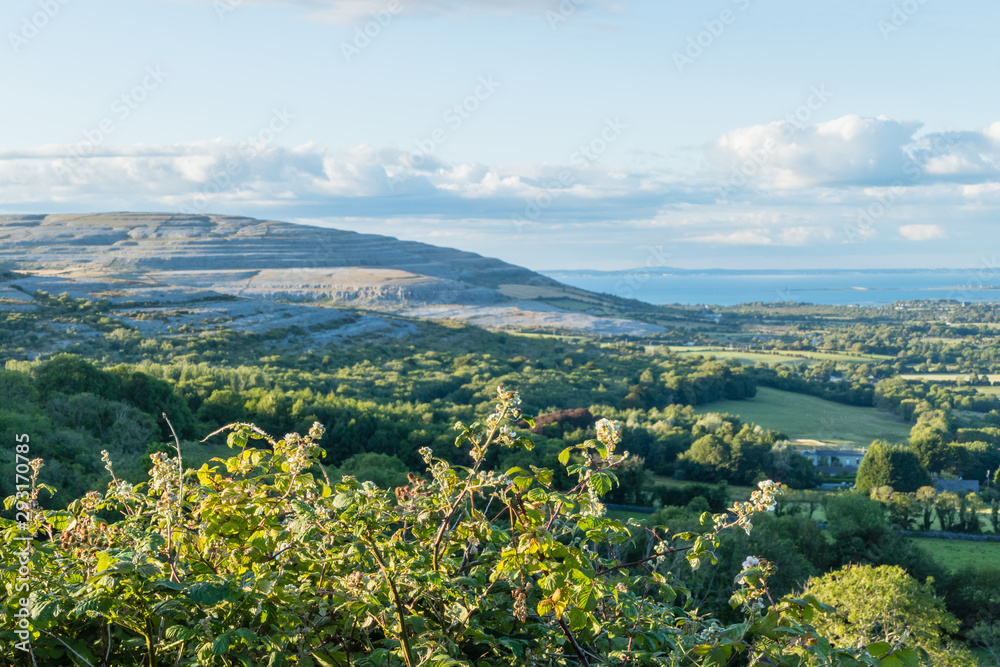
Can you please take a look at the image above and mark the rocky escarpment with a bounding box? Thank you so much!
[0,213,556,293]
[0,212,664,336]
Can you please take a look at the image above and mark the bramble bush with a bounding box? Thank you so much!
[2,387,918,666]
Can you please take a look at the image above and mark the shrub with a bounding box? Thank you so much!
[2,388,915,666]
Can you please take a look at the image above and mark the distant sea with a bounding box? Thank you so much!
[540,269,1000,307]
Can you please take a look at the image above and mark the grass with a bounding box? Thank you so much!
[697,387,913,448]
[649,475,756,499]
[667,346,891,365]
[672,350,806,364]
[909,537,1000,573]
[901,373,1000,383]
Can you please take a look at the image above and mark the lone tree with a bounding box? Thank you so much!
[855,440,931,493]
[802,564,973,666]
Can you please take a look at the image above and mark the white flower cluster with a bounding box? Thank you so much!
[496,386,523,420]
[737,555,773,610]
[496,423,518,450]
[581,483,606,518]
[497,385,521,406]
[281,434,312,476]
[749,480,780,512]
[148,451,174,495]
[722,480,784,536]
[595,418,622,447]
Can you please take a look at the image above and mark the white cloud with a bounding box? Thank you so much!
[0,140,644,219]
[4,114,1000,256]
[685,230,774,245]
[711,115,922,190]
[898,224,946,241]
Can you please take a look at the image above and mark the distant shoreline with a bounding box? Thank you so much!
[541,269,1000,307]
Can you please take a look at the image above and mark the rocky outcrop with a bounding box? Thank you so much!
[0,212,664,336]
[0,213,558,293]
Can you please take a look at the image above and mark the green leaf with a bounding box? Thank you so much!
[213,632,232,655]
[591,472,614,496]
[567,607,590,632]
[881,655,903,667]
[867,642,892,659]
[511,476,533,493]
[188,582,228,606]
[93,552,116,578]
[530,465,552,486]
[312,652,348,667]
[165,625,197,641]
[498,638,525,657]
[46,511,72,531]
[558,447,572,466]
[197,642,215,663]
[525,487,550,503]
[234,628,257,644]
[292,499,317,517]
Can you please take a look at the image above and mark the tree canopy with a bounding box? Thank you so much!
[802,564,972,666]
[855,441,931,494]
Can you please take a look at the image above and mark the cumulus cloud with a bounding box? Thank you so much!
[0,139,655,222]
[711,115,922,190]
[711,114,1000,197]
[5,114,1000,255]
[898,224,946,241]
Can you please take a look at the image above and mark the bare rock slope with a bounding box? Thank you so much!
[0,213,662,336]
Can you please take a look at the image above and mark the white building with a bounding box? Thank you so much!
[800,448,867,471]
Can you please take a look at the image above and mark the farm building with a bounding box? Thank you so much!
[933,479,980,494]
[799,448,867,474]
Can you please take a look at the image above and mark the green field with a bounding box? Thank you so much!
[668,346,891,365]
[649,475,756,499]
[698,387,913,447]
[668,348,805,364]
[901,372,1000,383]
[910,537,1000,573]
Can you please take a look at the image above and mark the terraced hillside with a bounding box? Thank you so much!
[0,213,663,338]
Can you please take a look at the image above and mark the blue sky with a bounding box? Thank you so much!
[3,0,999,270]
